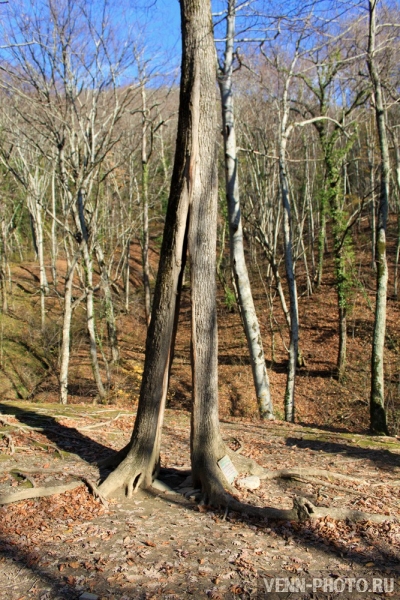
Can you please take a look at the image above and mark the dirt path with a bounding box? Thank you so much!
[0,401,399,599]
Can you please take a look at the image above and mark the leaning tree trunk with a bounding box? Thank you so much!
[217,0,274,420]
[99,0,233,502]
[98,0,209,498]
[368,0,389,435]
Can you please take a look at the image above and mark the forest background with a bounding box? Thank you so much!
[0,0,398,434]
[0,0,400,598]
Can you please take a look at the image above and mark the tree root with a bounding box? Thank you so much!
[207,492,394,524]
[262,468,365,484]
[80,413,128,431]
[295,475,374,497]
[228,450,366,484]
[78,476,108,507]
[98,453,149,499]
[2,433,15,455]
[0,471,108,506]
[0,481,82,505]
[191,453,395,524]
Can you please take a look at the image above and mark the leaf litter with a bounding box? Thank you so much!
[0,402,399,599]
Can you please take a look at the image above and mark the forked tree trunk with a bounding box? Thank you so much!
[368,0,389,435]
[217,0,274,420]
[73,192,106,401]
[99,0,230,501]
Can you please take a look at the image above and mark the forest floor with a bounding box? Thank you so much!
[0,236,400,598]
[0,401,400,600]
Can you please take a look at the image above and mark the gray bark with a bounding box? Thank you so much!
[99,0,229,502]
[94,243,119,364]
[140,80,152,327]
[217,0,274,420]
[59,255,79,405]
[278,60,299,423]
[368,0,389,435]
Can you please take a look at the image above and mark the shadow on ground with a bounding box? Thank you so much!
[0,402,116,476]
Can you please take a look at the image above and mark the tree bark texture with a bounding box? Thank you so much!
[141,83,152,328]
[99,0,222,498]
[187,0,229,500]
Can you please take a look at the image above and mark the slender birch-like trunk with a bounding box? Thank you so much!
[367,123,377,269]
[279,59,299,423]
[368,0,389,435]
[391,129,400,299]
[217,0,274,420]
[59,255,79,405]
[279,133,299,422]
[51,168,58,287]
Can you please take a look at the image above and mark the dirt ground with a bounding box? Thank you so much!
[0,401,399,600]
[0,228,399,599]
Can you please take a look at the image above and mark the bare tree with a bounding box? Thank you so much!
[0,0,137,401]
[217,0,274,420]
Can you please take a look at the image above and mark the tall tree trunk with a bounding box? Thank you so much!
[59,255,79,405]
[279,64,299,422]
[326,159,348,381]
[0,221,8,314]
[141,82,152,327]
[391,129,400,299]
[187,0,228,500]
[368,0,389,435]
[367,125,377,269]
[217,0,274,420]
[99,0,230,502]
[279,139,299,422]
[124,237,131,313]
[29,197,49,333]
[51,167,58,288]
[316,194,327,287]
[73,190,106,401]
[95,244,119,364]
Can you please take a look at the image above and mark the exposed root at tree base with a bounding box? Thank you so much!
[98,452,154,499]
[195,455,395,525]
[228,450,365,484]
[205,492,394,524]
